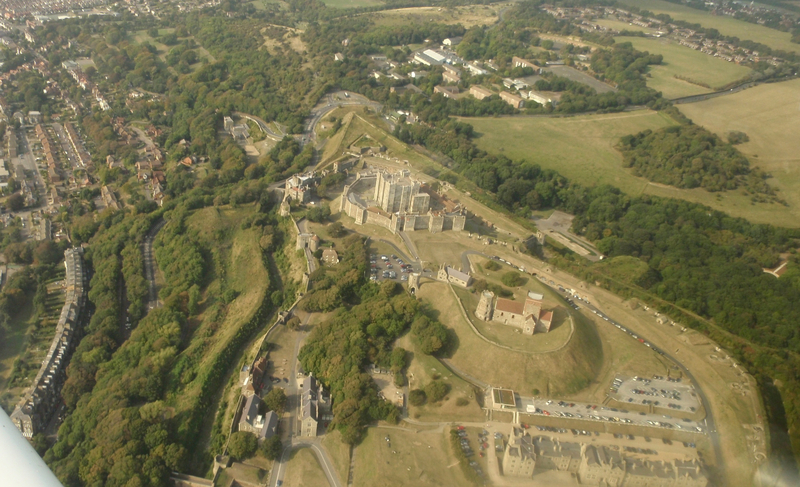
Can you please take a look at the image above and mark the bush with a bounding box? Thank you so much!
[409,389,427,406]
[327,222,346,238]
[424,380,450,403]
[228,432,258,461]
[727,131,749,145]
[455,397,470,407]
[501,271,525,287]
[484,260,501,271]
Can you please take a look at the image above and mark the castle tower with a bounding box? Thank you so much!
[475,291,494,321]
[523,291,543,318]
[408,273,421,295]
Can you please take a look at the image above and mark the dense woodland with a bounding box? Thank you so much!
[618,125,776,198]
[298,235,450,443]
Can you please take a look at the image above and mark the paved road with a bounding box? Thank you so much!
[271,439,343,487]
[305,91,383,148]
[232,111,284,141]
[267,313,345,487]
[142,219,166,310]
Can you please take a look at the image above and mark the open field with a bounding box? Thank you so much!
[320,430,352,483]
[352,426,471,487]
[678,79,800,228]
[397,332,485,423]
[321,0,382,7]
[615,36,752,99]
[595,17,660,34]
[282,448,329,487]
[617,0,800,54]
[463,112,797,227]
[368,4,507,29]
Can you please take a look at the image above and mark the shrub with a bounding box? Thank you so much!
[424,380,450,403]
[484,260,501,271]
[456,397,470,407]
[501,271,525,287]
[409,389,427,406]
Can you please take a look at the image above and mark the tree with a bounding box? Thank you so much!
[228,432,258,461]
[501,271,525,287]
[425,380,449,402]
[260,436,283,460]
[327,222,346,238]
[484,260,501,271]
[264,388,287,414]
[5,193,24,211]
[409,389,427,406]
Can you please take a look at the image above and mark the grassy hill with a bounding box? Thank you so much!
[463,112,796,227]
[615,36,753,99]
[678,79,800,228]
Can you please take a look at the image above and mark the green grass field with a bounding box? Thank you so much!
[462,111,796,227]
[678,79,800,228]
[615,36,752,98]
[321,0,382,8]
[352,427,471,487]
[283,448,329,487]
[596,17,660,34]
[618,0,800,54]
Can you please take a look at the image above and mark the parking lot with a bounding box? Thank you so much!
[369,253,418,284]
[512,394,705,435]
[613,375,700,412]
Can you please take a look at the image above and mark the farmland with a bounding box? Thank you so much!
[614,36,753,99]
[617,0,800,54]
[463,112,797,227]
[678,79,800,227]
[368,4,508,29]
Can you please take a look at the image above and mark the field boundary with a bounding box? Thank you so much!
[671,74,799,104]
[447,283,575,355]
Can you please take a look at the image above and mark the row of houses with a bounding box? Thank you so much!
[11,248,87,438]
[503,429,708,486]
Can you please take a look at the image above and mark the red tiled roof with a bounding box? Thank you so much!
[540,310,553,322]
[495,298,524,315]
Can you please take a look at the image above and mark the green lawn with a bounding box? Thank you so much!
[462,111,795,227]
[283,448,329,487]
[595,17,660,34]
[617,0,800,54]
[352,427,470,487]
[320,0,383,8]
[615,36,752,98]
[678,79,800,228]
